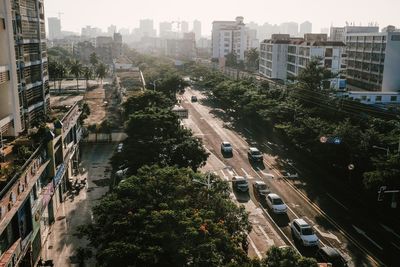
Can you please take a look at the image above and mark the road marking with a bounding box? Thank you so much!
[380,223,400,239]
[220,170,228,181]
[352,225,383,250]
[248,235,262,259]
[286,205,300,219]
[258,225,274,246]
[241,168,250,177]
[314,225,341,244]
[391,242,400,251]
[326,193,350,211]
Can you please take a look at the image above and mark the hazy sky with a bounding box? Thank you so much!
[45,0,399,36]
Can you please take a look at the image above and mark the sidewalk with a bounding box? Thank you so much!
[40,144,114,267]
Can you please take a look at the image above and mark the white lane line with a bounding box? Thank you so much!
[220,170,228,181]
[258,225,274,246]
[286,205,300,219]
[352,225,383,250]
[392,242,400,251]
[248,235,262,259]
[381,223,400,239]
[326,193,350,211]
[241,168,250,177]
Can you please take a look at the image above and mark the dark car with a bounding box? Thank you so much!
[191,95,198,102]
[248,147,263,162]
[315,246,348,267]
[232,176,249,192]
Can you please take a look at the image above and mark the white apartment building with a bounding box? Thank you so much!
[259,34,346,89]
[329,26,379,42]
[212,16,254,61]
[259,34,291,80]
[1,0,49,137]
[345,31,400,92]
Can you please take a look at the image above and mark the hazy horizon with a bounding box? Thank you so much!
[45,0,400,36]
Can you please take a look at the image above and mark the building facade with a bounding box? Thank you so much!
[212,16,255,61]
[193,20,202,40]
[0,0,50,137]
[259,34,346,89]
[300,21,312,35]
[0,103,82,267]
[345,31,400,92]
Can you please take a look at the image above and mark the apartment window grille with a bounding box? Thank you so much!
[390,96,397,102]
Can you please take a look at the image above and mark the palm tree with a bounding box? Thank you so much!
[82,66,93,91]
[69,59,83,92]
[57,62,68,93]
[96,63,108,86]
[89,52,99,68]
[48,60,58,90]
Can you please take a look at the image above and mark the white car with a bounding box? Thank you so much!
[266,193,287,214]
[290,218,319,247]
[221,141,233,154]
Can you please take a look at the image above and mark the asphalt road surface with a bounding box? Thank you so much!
[179,86,396,266]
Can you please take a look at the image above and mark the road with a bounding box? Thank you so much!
[179,87,391,266]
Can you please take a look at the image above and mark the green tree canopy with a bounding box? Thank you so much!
[264,246,317,267]
[80,166,252,267]
[122,90,174,118]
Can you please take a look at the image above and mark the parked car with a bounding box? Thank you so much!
[191,95,198,102]
[221,141,233,154]
[232,176,249,192]
[290,218,319,247]
[266,193,287,214]
[281,170,299,179]
[252,181,270,197]
[315,246,348,267]
[117,143,123,153]
[248,147,263,162]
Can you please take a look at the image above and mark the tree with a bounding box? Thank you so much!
[96,63,108,86]
[122,91,174,118]
[264,246,317,267]
[79,166,252,267]
[225,52,238,68]
[245,48,260,71]
[83,66,93,90]
[48,60,58,90]
[154,73,189,100]
[69,59,83,92]
[295,57,335,91]
[363,154,400,191]
[112,108,208,174]
[56,62,68,93]
[90,52,99,67]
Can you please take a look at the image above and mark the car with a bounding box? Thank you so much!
[315,246,348,267]
[232,176,249,192]
[191,95,198,102]
[290,218,319,247]
[248,147,263,162]
[221,141,233,154]
[117,143,123,153]
[266,193,287,214]
[281,170,299,179]
[252,181,270,197]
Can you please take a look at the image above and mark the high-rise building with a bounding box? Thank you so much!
[193,20,202,40]
[1,0,49,137]
[280,22,298,36]
[181,21,189,33]
[48,17,61,40]
[345,31,400,92]
[139,19,156,37]
[329,25,379,42]
[300,21,312,35]
[107,24,117,36]
[159,21,172,38]
[212,16,250,61]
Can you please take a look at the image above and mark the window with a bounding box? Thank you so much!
[1,18,5,30]
[391,96,398,102]
[325,48,333,57]
[375,96,382,102]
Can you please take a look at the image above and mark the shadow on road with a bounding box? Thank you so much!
[233,190,251,203]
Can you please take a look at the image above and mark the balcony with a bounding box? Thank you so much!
[0,65,9,85]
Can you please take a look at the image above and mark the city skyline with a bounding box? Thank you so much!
[45,0,399,36]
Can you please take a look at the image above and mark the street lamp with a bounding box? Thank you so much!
[151,79,161,91]
[372,145,390,157]
[192,166,233,199]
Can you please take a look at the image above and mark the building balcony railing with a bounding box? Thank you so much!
[0,65,9,85]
